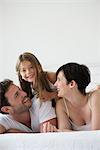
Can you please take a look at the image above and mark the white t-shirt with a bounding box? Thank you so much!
[0,113,33,133]
[30,95,56,132]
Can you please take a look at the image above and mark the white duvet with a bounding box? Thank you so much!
[0,130,100,150]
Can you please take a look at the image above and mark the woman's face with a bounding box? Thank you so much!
[19,60,37,86]
[54,71,69,98]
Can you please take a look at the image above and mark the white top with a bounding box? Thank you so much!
[30,95,56,132]
[69,119,91,131]
[0,113,33,132]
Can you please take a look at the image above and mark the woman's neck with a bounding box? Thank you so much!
[66,92,88,108]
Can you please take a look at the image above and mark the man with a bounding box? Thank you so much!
[0,79,56,134]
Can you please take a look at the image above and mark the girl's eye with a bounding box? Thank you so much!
[20,69,26,73]
[23,70,26,72]
[29,66,33,69]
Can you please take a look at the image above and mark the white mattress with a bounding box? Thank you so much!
[0,130,100,150]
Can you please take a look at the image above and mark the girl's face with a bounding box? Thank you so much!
[19,60,37,86]
[54,71,70,98]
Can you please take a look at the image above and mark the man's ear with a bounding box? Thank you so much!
[1,106,12,114]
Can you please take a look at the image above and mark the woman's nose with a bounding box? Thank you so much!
[54,81,57,86]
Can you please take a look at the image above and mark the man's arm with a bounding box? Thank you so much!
[0,124,6,134]
[7,129,32,133]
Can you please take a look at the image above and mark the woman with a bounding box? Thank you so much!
[43,62,100,132]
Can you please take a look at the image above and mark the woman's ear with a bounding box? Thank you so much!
[69,80,76,88]
[1,106,12,114]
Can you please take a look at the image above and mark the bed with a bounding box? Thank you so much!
[0,64,100,150]
[0,130,100,150]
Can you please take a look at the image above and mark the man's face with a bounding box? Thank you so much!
[5,84,32,114]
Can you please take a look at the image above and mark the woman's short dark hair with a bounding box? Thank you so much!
[56,62,91,95]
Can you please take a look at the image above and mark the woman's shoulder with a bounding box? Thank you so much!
[88,89,100,106]
[89,88,100,97]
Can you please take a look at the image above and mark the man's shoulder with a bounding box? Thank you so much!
[0,113,11,120]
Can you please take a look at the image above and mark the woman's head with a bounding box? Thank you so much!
[55,62,91,96]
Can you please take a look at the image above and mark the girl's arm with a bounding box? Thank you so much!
[40,118,57,132]
[46,72,56,84]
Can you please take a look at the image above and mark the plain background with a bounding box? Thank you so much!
[0,0,100,90]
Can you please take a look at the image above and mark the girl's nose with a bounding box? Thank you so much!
[26,69,30,74]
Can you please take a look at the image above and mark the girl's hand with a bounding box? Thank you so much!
[42,122,58,132]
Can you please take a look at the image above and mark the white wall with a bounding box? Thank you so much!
[0,0,100,88]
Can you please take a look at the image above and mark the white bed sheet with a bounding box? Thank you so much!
[0,130,100,150]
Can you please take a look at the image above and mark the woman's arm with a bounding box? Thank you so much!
[91,89,100,130]
[56,99,72,131]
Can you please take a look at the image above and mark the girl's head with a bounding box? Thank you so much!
[16,52,43,84]
[16,52,52,99]
[55,62,91,96]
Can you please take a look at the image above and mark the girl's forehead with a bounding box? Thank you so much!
[20,60,32,68]
[20,60,31,65]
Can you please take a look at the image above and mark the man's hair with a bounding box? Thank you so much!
[0,79,13,114]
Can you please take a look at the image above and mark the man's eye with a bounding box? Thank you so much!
[15,92,19,98]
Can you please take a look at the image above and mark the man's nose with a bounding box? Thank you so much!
[21,90,27,97]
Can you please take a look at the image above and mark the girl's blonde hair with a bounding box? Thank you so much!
[16,52,53,99]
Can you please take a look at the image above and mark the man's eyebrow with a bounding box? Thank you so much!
[14,86,20,98]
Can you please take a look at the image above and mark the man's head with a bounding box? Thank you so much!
[0,79,32,115]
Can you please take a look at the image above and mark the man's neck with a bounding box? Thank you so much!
[11,111,31,128]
